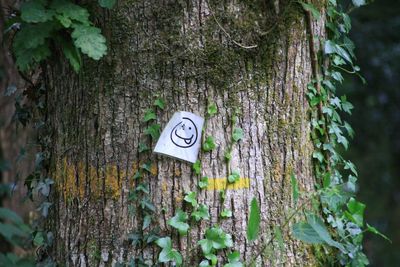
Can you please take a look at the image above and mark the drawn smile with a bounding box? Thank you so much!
[174,129,194,144]
[170,117,198,148]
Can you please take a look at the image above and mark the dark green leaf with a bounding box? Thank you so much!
[247,198,261,241]
[21,1,54,23]
[192,204,210,221]
[193,160,201,175]
[155,237,171,249]
[144,124,161,140]
[154,98,165,110]
[60,39,82,72]
[207,103,218,116]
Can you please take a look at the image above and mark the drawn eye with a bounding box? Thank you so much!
[189,127,192,130]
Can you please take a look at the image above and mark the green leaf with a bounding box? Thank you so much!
[71,25,107,60]
[140,198,156,212]
[290,173,299,206]
[192,204,210,221]
[168,210,189,235]
[207,103,218,116]
[198,176,209,189]
[199,260,210,267]
[144,124,161,140]
[300,2,321,20]
[232,127,244,142]
[158,248,182,266]
[247,198,261,241]
[21,1,54,23]
[98,0,116,9]
[205,254,217,266]
[198,226,233,254]
[154,98,165,109]
[51,0,90,25]
[193,160,201,175]
[224,151,232,162]
[155,237,172,249]
[184,191,198,207]
[292,222,324,244]
[352,0,366,7]
[138,142,149,153]
[228,171,240,183]
[203,136,216,152]
[221,209,232,218]
[60,39,82,73]
[33,232,44,246]
[142,215,151,230]
[345,198,365,227]
[143,109,156,122]
[224,252,243,267]
[366,223,391,243]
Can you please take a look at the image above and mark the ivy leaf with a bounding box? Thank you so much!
[224,151,232,162]
[21,1,54,23]
[184,191,198,208]
[345,198,365,227]
[143,109,156,122]
[138,142,149,153]
[300,2,321,20]
[140,198,156,212]
[71,25,107,60]
[154,98,165,110]
[98,0,116,9]
[352,0,366,7]
[198,226,233,254]
[247,198,261,241]
[193,160,201,175]
[168,210,189,235]
[192,204,210,221]
[221,209,232,218]
[207,102,218,116]
[224,251,243,267]
[203,136,216,152]
[159,248,182,266]
[232,127,244,142]
[144,124,161,140]
[205,254,217,266]
[155,237,172,249]
[228,171,240,183]
[142,215,151,230]
[290,173,299,206]
[198,176,209,189]
[0,208,23,224]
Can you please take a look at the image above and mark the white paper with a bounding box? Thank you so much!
[154,111,204,163]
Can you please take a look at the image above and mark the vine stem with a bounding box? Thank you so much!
[246,195,315,266]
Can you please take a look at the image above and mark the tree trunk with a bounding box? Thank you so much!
[45,0,325,266]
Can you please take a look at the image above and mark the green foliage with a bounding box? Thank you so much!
[155,237,182,266]
[247,198,260,242]
[198,226,233,255]
[223,251,243,267]
[144,124,161,140]
[203,136,216,152]
[207,102,218,117]
[220,209,232,218]
[192,204,210,221]
[10,0,110,72]
[300,1,321,20]
[98,0,116,9]
[154,98,166,110]
[167,210,189,235]
[193,160,201,175]
[184,191,198,208]
[232,127,244,142]
[227,170,240,183]
[142,109,156,122]
[198,176,209,189]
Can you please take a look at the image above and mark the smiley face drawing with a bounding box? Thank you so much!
[170,117,198,148]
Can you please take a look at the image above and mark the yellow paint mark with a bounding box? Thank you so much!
[174,167,181,177]
[150,164,158,176]
[162,182,168,193]
[206,177,250,190]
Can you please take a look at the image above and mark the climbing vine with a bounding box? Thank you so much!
[1,0,391,266]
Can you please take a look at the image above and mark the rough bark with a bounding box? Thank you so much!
[45,0,325,266]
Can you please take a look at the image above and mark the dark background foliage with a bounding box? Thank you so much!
[340,0,400,265]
